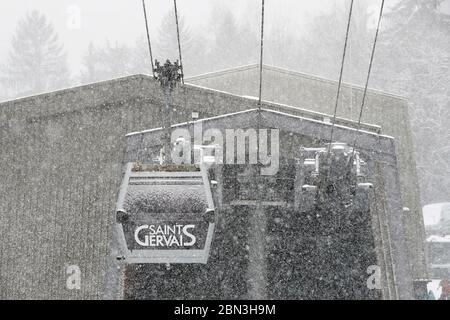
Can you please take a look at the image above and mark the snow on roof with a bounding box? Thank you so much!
[125,107,393,141]
[125,108,257,137]
[0,74,153,106]
[427,235,450,243]
[185,82,381,133]
[423,202,450,226]
[186,63,408,101]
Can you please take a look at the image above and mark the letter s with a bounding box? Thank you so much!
[135,225,149,246]
[182,225,196,246]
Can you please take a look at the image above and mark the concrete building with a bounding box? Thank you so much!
[0,66,427,299]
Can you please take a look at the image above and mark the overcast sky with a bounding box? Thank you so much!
[0,0,347,74]
[1,0,449,76]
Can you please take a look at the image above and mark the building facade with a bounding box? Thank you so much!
[0,69,426,299]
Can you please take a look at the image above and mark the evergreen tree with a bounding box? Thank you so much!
[155,11,198,75]
[208,7,242,69]
[300,0,377,84]
[2,10,69,97]
[80,41,134,83]
[131,34,154,76]
[375,0,450,204]
[80,42,98,83]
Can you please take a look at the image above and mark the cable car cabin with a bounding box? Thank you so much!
[115,108,415,300]
[115,163,216,264]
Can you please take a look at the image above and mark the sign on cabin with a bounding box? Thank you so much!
[128,222,210,250]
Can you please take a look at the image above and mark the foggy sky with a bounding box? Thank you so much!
[1,0,449,77]
[0,0,362,76]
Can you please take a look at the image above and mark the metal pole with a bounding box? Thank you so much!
[142,0,155,77]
